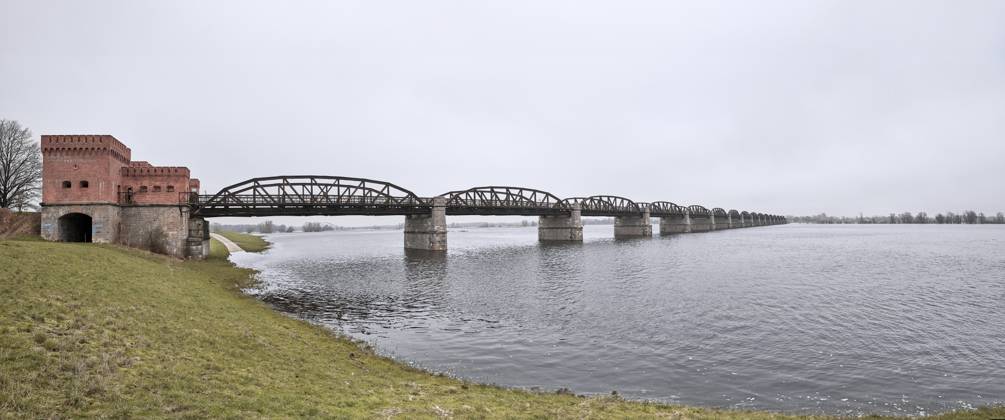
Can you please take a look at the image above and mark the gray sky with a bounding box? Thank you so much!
[2,0,1003,224]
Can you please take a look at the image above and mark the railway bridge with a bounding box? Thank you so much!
[38,135,785,259]
[188,176,787,253]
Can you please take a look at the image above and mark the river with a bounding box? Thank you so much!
[229,224,1005,416]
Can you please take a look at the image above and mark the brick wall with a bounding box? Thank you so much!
[41,135,131,204]
[121,166,192,205]
[42,135,195,207]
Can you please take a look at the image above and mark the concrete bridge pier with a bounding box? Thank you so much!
[404,197,448,251]
[659,213,690,234]
[727,214,735,229]
[538,204,583,241]
[711,214,723,230]
[614,207,652,238]
[690,215,714,232]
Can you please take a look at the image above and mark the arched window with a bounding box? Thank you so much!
[80,180,89,188]
[166,185,175,192]
[152,186,162,192]
[62,180,72,188]
[139,186,148,192]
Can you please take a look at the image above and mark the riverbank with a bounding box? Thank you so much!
[213,230,269,252]
[0,239,1001,418]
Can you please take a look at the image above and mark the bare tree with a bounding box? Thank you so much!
[0,120,42,210]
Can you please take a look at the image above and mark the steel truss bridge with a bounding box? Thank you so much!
[187,175,786,223]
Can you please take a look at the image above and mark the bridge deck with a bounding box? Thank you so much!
[186,176,786,222]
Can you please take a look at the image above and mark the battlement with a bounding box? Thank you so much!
[121,166,191,177]
[41,135,131,162]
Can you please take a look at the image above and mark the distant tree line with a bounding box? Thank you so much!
[792,211,1005,224]
[212,221,296,234]
[211,218,585,233]
[448,220,539,228]
[302,222,335,232]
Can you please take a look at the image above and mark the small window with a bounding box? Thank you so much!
[139,186,148,192]
[62,181,72,188]
[80,180,89,188]
[166,186,175,192]
[152,186,162,192]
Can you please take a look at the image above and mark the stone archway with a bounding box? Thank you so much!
[58,213,92,242]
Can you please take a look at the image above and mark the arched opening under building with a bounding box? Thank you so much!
[58,213,92,242]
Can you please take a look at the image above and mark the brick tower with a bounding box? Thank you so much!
[40,135,209,258]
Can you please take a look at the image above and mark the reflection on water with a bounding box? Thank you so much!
[231,224,1005,416]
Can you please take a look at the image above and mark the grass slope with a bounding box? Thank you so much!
[0,239,1001,419]
[214,230,270,253]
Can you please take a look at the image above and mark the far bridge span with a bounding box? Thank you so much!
[188,175,787,251]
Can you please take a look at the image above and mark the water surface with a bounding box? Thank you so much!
[231,224,1005,416]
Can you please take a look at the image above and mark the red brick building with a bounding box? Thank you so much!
[41,135,200,206]
[40,135,208,258]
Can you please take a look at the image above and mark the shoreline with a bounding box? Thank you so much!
[0,236,1000,418]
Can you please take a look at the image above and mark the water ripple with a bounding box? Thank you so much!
[231,224,1005,416]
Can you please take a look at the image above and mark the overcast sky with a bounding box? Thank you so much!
[2,1,1003,224]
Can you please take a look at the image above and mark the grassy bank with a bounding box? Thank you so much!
[0,240,1001,418]
[214,230,270,252]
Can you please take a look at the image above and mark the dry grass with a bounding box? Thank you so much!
[0,238,1001,418]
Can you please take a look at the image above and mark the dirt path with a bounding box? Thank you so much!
[209,233,244,253]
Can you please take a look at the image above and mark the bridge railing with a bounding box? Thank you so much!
[444,198,567,209]
[194,194,429,207]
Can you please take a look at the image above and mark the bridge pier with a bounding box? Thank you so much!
[538,204,583,241]
[404,197,448,251]
[186,216,210,259]
[690,215,714,232]
[614,207,652,238]
[659,213,690,234]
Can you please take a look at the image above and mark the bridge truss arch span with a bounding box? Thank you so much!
[648,201,686,218]
[441,186,569,216]
[192,175,430,217]
[711,207,728,218]
[561,195,641,217]
[687,205,711,217]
